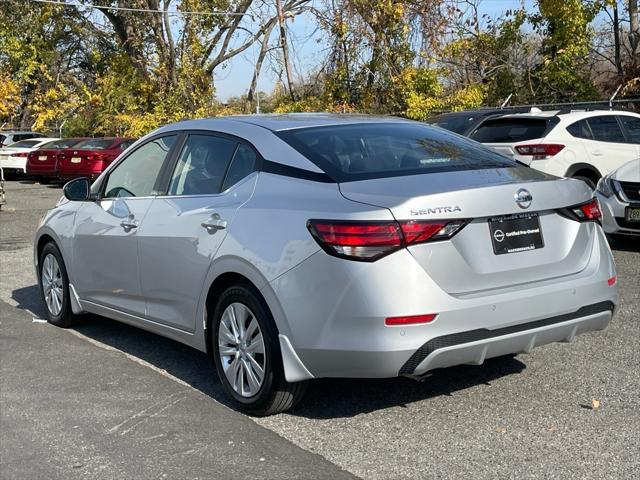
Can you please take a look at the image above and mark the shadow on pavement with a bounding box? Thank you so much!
[11,283,527,419]
[608,235,639,253]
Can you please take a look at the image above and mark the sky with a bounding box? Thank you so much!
[213,0,532,101]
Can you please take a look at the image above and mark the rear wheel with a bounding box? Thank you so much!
[38,242,82,327]
[211,283,307,415]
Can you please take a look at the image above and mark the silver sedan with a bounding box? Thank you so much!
[34,115,619,415]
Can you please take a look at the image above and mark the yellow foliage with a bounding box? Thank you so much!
[0,73,20,119]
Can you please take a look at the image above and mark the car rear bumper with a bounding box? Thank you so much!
[0,157,27,172]
[269,227,618,379]
[26,162,58,176]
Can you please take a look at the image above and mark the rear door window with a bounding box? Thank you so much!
[619,116,640,144]
[167,135,238,196]
[9,139,41,148]
[221,144,257,191]
[469,118,549,143]
[586,116,626,143]
[277,123,515,182]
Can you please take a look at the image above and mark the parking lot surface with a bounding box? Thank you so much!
[1,179,639,479]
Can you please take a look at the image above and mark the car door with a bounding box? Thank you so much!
[583,115,638,175]
[71,135,178,316]
[138,133,259,332]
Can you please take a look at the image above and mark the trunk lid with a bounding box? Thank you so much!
[339,166,596,294]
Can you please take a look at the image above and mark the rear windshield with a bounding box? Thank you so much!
[74,138,116,150]
[45,138,85,149]
[470,118,549,143]
[9,139,42,148]
[429,113,488,135]
[277,123,515,182]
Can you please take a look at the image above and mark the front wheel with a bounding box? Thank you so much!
[38,242,82,327]
[211,284,307,415]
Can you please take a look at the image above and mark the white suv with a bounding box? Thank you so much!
[469,110,640,187]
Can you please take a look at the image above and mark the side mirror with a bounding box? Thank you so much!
[63,177,91,202]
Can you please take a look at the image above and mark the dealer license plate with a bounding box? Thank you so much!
[489,212,544,255]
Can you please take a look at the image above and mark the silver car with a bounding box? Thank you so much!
[596,158,640,236]
[34,115,619,415]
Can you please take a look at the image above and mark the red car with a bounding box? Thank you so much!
[58,137,136,180]
[26,138,87,181]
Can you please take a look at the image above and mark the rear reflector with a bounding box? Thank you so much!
[515,144,565,158]
[607,275,617,286]
[307,219,469,261]
[385,314,437,326]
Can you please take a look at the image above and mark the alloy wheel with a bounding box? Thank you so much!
[217,302,266,397]
[42,253,63,316]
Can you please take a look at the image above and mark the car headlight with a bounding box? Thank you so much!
[596,176,613,197]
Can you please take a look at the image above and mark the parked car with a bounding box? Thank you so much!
[58,137,136,180]
[26,137,87,182]
[595,158,640,236]
[469,110,640,187]
[426,107,529,136]
[0,138,60,177]
[35,115,618,415]
[0,130,46,148]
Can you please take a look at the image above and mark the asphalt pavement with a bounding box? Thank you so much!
[1,179,639,479]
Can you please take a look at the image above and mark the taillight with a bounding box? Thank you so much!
[515,144,565,159]
[13,152,29,157]
[307,219,469,261]
[560,198,602,223]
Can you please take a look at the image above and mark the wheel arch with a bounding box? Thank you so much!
[201,258,313,382]
[565,163,602,183]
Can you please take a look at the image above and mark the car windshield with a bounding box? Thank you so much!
[470,118,549,143]
[277,123,516,182]
[74,138,115,150]
[45,138,85,149]
[9,139,42,148]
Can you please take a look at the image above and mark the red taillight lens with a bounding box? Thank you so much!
[308,219,468,261]
[607,275,617,287]
[385,313,437,326]
[13,152,29,157]
[515,144,565,158]
[572,198,602,222]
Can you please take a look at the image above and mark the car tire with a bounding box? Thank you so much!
[211,283,307,416]
[38,242,82,328]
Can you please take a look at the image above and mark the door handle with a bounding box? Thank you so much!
[201,213,227,233]
[120,215,139,231]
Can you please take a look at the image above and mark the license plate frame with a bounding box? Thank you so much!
[38,155,47,161]
[488,212,544,255]
[71,157,81,163]
[625,206,640,223]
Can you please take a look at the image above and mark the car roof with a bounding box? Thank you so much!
[182,114,416,132]
[488,109,639,122]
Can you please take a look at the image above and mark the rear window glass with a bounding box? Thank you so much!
[0,135,5,143]
[470,118,549,143]
[277,123,515,182]
[9,139,41,148]
[429,114,479,135]
[45,138,85,149]
[74,138,116,150]
[566,120,592,139]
